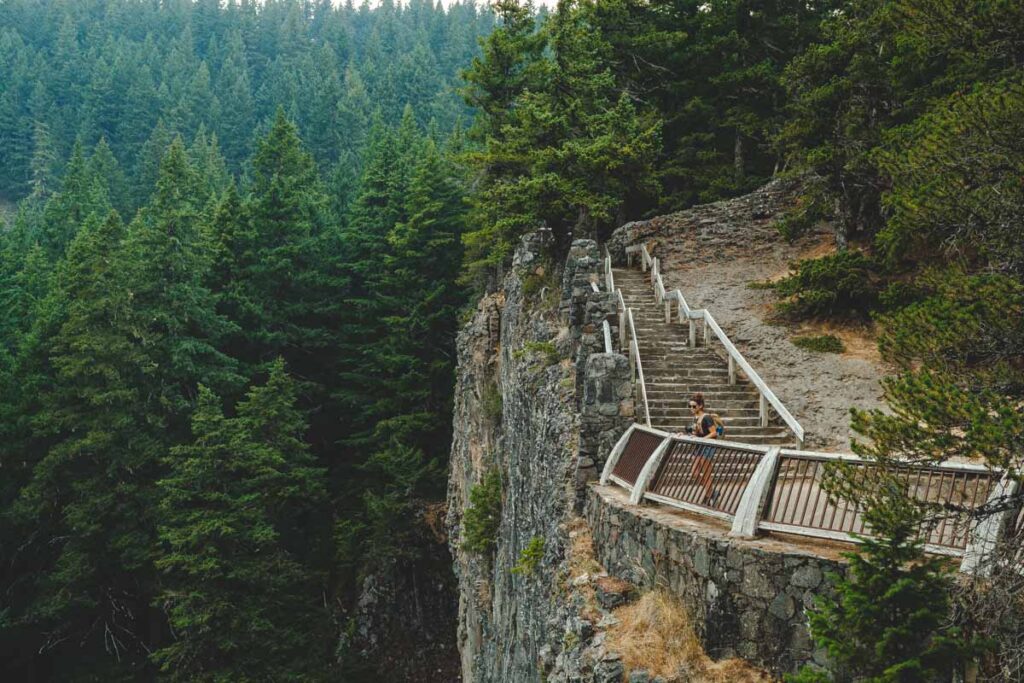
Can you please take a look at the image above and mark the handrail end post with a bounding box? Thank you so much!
[960,477,1020,575]
[600,425,636,486]
[729,447,781,539]
[629,435,672,505]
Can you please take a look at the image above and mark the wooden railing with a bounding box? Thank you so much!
[602,248,651,427]
[628,244,805,447]
[599,426,1014,573]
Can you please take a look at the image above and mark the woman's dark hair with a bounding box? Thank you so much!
[691,392,705,409]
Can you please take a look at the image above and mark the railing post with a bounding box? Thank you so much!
[641,253,647,272]
[600,425,637,485]
[703,319,709,347]
[730,447,781,538]
[664,299,671,323]
[759,393,768,427]
[688,318,696,348]
[960,476,1021,575]
[629,436,674,505]
[728,355,736,385]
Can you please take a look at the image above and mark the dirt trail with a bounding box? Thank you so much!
[609,180,890,451]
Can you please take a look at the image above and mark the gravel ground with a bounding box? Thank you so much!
[609,180,890,451]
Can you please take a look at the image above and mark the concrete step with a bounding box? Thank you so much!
[646,412,765,423]
[644,399,760,412]
[643,385,755,397]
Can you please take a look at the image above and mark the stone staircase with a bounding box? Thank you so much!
[614,267,795,446]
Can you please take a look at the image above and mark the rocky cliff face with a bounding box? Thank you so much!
[446,233,640,683]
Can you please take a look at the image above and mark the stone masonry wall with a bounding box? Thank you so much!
[585,486,846,677]
[575,354,633,509]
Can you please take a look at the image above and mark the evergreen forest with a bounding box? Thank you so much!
[1,0,1022,680]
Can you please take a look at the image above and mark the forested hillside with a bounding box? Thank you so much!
[1,0,1022,680]
[0,0,491,203]
[0,0,487,679]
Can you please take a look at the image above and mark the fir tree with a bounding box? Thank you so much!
[154,361,329,680]
[788,470,971,682]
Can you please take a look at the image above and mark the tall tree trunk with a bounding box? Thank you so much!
[734,131,744,184]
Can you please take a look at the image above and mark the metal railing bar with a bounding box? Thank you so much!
[808,462,827,528]
[794,460,817,526]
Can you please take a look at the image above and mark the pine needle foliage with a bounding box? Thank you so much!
[787,471,971,683]
[154,361,329,681]
[461,471,503,555]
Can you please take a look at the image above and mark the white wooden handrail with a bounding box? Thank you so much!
[640,244,653,272]
[631,246,806,447]
[604,248,615,293]
[601,426,1008,572]
[626,308,651,427]
[602,319,613,354]
[702,310,805,446]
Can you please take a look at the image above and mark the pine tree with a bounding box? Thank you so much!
[38,141,111,261]
[154,361,329,680]
[88,137,129,216]
[376,139,465,454]
[787,470,971,682]
[28,119,59,200]
[220,109,331,369]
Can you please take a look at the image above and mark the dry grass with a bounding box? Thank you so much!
[606,590,774,683]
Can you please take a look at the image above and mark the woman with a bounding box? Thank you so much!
[677,392,719,506]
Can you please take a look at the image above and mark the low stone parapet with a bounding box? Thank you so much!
[585,484,847,676]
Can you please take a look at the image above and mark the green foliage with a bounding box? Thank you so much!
[780,0,1024,257]
[773,181,832,242]
[154,361,329,680]
[0,18,480,669]
[521,265,556,299]
[852,270,1024,475]
[514,341,561,366]
[792,334,845,354]
[876,79,1024,272]
[787,468,972,682]
[775,251,877,319]
[461,471,503,555]
[483,382,503,422]
[819,267,1023,680]
[0,0,495,208]
[511,536,546,577]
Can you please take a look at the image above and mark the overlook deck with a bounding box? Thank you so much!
[600,247,1017,574]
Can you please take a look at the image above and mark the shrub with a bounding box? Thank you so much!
[513,340,560,366]
[773,177,832,242]
[792,334,845,353]
[510,536,545,576]
[482,382,502,422]
[786,471,973,682]
[775,250,877,318]
[746,279,777,290]
[521,263,556,299]
[461,471,502,554]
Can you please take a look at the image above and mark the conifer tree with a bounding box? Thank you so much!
[38,141,111,261]
[787,472,970,682]
[154,361,329,680]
